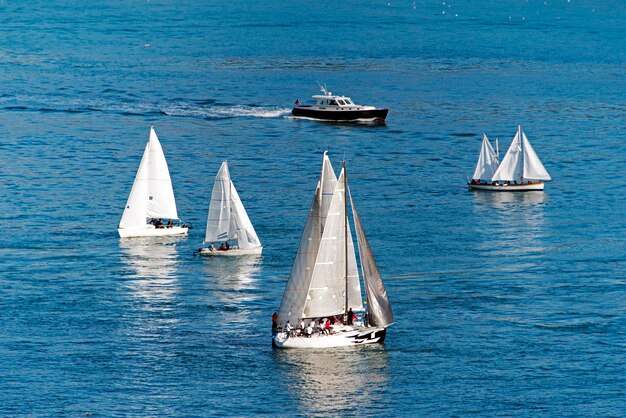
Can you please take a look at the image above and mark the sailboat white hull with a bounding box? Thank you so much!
[198,246,263,256]
[273,327,387,349]
[118,226,188,239]
[468,182,545,191]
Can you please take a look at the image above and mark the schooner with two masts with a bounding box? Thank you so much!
[468,125,551,191]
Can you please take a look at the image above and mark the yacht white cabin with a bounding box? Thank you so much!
[292,85,388,122]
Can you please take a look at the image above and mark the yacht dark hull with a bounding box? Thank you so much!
[292,106,388,122]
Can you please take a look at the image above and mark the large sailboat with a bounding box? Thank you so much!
[199,161,262,256]
[273,152,393,349]
[118,127,188,238]
[468,126,551,191]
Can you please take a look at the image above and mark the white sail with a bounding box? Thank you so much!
[491,129,523,182]
[119,143,150,229]
[229,183,262,249]
[277,185,322,325]
[205,161,233,243]
[346,221,363,311]
[472,134,499,181]
[320,151,337,230]
[521,129,551,181]
[351,195,394,328]
[145,128,179,219]
[119,127,179,229]
[205,161,262,249]
[303,169,347,318]
[277,154,362,325]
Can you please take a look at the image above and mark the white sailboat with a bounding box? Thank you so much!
[199,161,262,256]
[468,126,551,191]
[118,127,188,238]
[273,152,393,349]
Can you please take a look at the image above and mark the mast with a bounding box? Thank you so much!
[228,161,233,244]
[519,125,524,183]
[343,160,349,321]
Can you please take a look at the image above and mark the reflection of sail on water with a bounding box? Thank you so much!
[471,191,547,256]
[119,237,182,301]
[275,348,389,416]
[118,238,183,347]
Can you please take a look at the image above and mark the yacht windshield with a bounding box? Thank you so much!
[338,100,345,105]
[329,100,338,105]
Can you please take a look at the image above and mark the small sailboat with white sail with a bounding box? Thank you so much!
[118,127,188,238]
[468,126,551,191]
[199,161,262,256]
[273,152,393,349]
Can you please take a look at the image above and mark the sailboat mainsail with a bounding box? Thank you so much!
[471,134,500,182]
[118,127,187,238]
[203,161,262,253]
[491,129,523,182]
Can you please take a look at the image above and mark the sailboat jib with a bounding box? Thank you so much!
[119,142,150,230]
[350,195,394,328]
[118,127,188,238]
[200,161,262,255]
[471,134,499,182]
[229,183,262,249]
[521,130,551,181]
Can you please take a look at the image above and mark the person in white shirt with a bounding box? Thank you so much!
[284,321,293,334]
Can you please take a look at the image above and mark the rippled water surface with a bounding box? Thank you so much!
[1,0,625,416]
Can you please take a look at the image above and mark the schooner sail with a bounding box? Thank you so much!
[468,126,551,191]
[470,134,499,183]
[274,153,392,349]
[118,127,188,238]
[199,161,262,256]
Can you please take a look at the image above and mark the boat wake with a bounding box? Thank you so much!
[161,104,291,119]
[0,95,291,120]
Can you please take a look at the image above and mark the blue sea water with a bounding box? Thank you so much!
[1,0,625,415]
